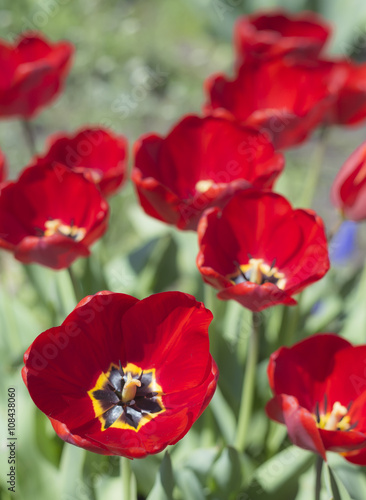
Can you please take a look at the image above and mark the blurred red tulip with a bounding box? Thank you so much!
[0,32,74,119]
[331,139,366,221]
[37,128,128,197]
[0,149,7,183]
[204,57,345,150]
[0,163,108,269]
[326,59,366,126]
[234,10,331,66]
[197,189,329,311]
[132,113,284,230]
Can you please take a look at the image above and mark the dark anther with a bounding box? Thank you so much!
[270,258,277,270]
[315,401,320,423]
[118,360,124,376]
[233,260,249,282]
[70,218,74,227]
[347,401,353,412]
[247,253,253,259]
[34,227,44,236]
[323,394,328,413]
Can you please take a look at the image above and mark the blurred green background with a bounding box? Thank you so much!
[2,1,366,499]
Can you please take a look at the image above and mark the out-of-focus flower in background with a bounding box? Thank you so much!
[0,32,74,119]
[234,10,331,66]
[0,148,7,183]
[22,291,218,458]
[331,139,366,221]
[326,60,366,126]
[204,56,346,150]
[0,163,109,269]
[132,113,284,230]
[36,128,128,197]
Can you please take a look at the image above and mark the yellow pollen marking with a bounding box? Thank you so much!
[44,219,86,242]
[316,402,351,431]
[121,372,141,403]
[195,179,215,193]
[236,258,286,289]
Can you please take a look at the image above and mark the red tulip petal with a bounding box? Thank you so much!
[120,292,213,392]
[268,334,351,410]
[266,394,326,460]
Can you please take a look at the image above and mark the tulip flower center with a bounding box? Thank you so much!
[315,401,352,431]
[229,258,286,289]
[195,179,215,193]
[88,362,165,432]
[121,372,142,403]
[44,219,86,242]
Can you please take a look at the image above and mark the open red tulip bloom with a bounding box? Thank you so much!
[204,57,345,150]
[132,113,284,230]
[22,291,218,458]
[234,9,330,66]
[197,189,329,312]
[0,163,109,269]
[0,33,74,119]
[331,139,366,221]
[37,128,128,197]
[266,334,366,464]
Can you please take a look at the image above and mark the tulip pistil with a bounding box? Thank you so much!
[229,257,286,289]
[121,372,142,403]
[195,179,215,193]
[315,401,351,431]
[89,362,165,432]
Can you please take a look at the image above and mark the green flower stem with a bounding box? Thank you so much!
[21,119,37,156]
[315,455,323,500]
[327,214,345,243]
[300,127,329,208]
[277,299,301,348]
[67,266,84,304]
[235,311,260,453]
[122,456,136,500]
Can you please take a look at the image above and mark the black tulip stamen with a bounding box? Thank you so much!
[315,401,320,424]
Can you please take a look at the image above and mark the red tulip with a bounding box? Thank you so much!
[197,189,329,312]
[0,33,74,119]
[266,334,366,464]
[326,60,366,126]
[204,57,345,150]
[132,113,284,230]
[234,10,331,66]
[0,149,7,183]
[0,163,109,269]
[37,128,128,197]
[331,139,366,221]
[22,291,218,458]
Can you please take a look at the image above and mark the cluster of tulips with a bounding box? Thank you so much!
[2,8,366,498]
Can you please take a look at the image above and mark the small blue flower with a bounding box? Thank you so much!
[329,221,358,264]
